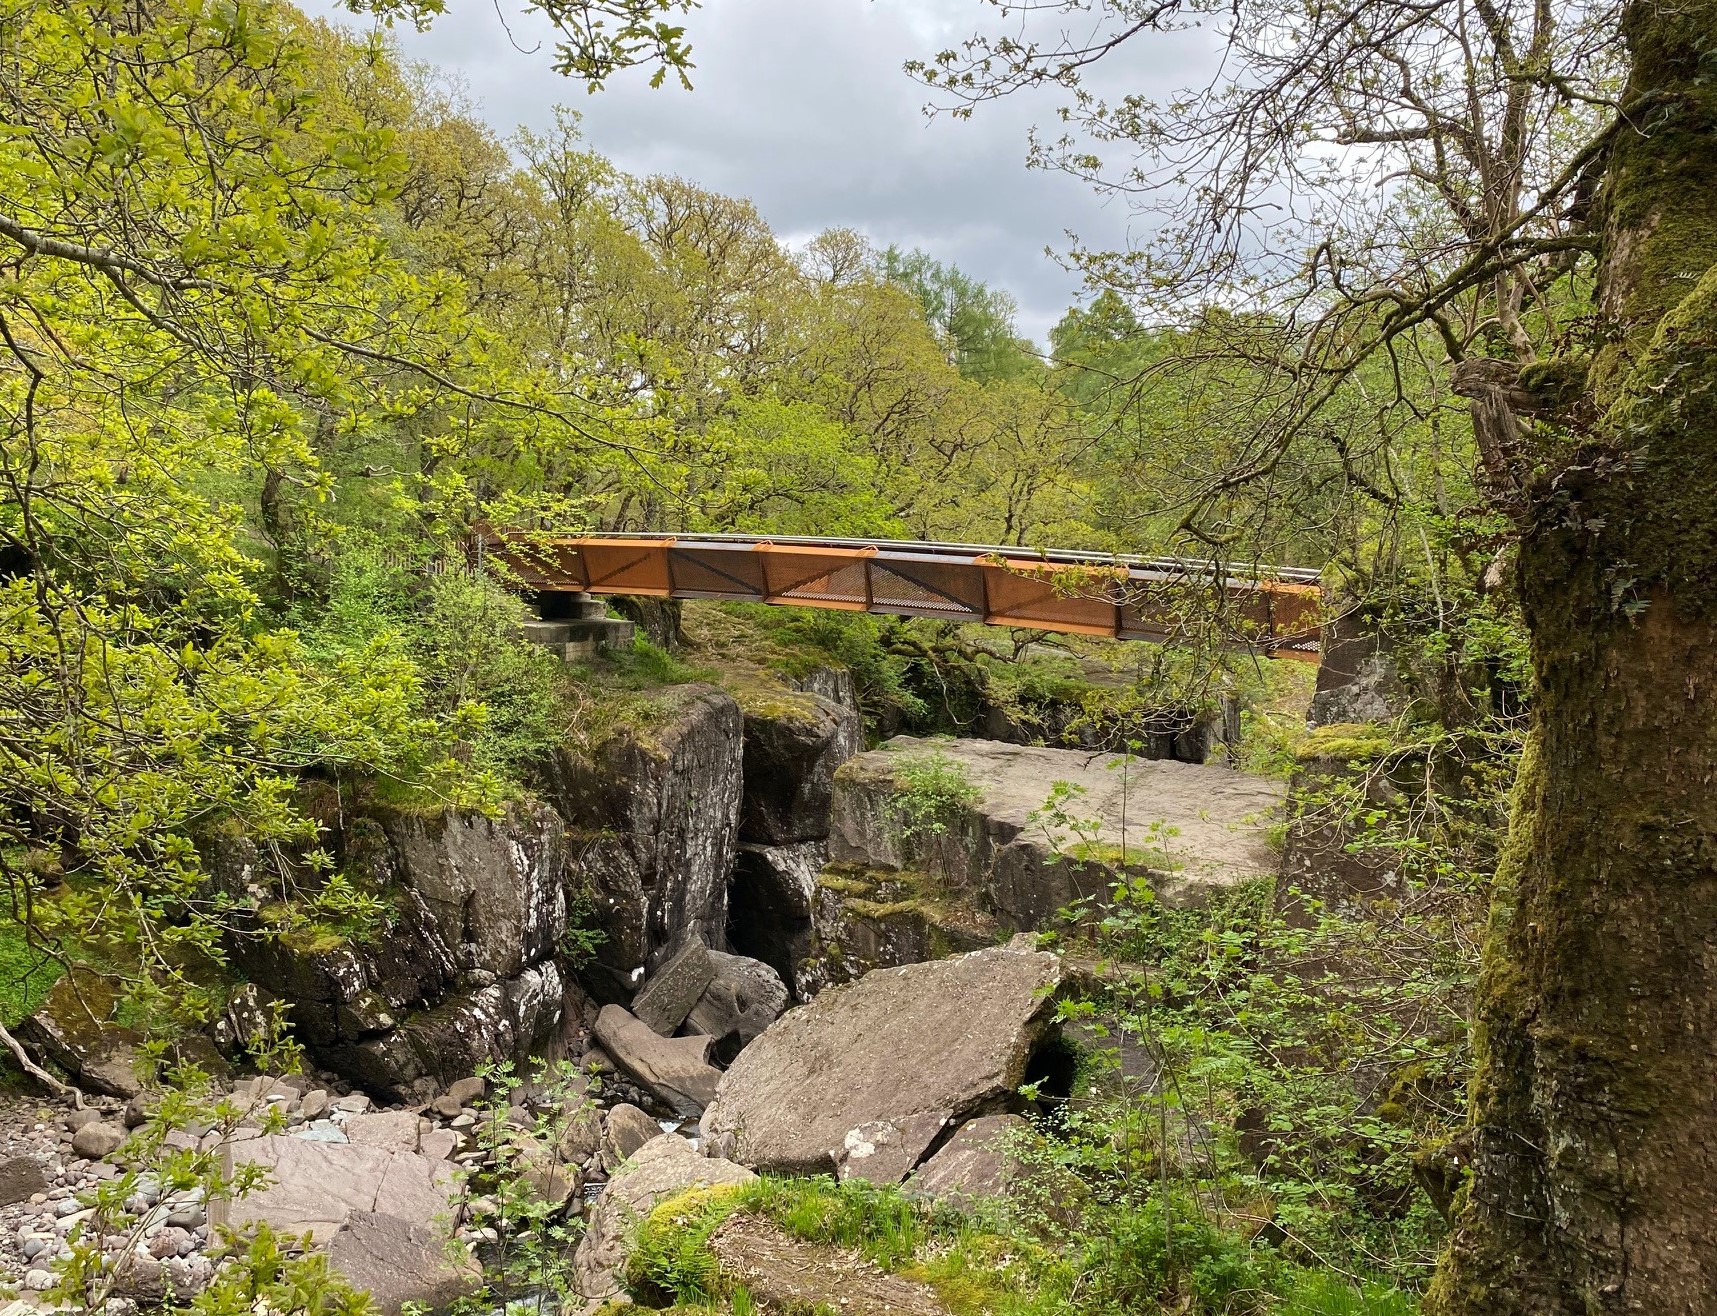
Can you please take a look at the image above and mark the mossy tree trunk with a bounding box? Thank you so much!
[1429,4,1717,1312]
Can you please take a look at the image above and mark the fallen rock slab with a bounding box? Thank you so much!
[708,1212,949,1316]
[701,943,1064,1176]
[593,1005,722,1117]
[573,1134,755,1300]
[903,1113,1082,1225]
[324,1210,481,1316]
[631,941,716,1035]
[685,950,788,1063]
[220,1135,462,1244]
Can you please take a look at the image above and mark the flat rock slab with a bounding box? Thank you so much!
[573,1134,756,1300]
[220,1135,462,1243]
[701,943,1064,1176]
[632,941,716,1035]
[324,1210,481,1316]
[344,1111,434,1154]
[708,1212,950,1316]
[594,1005,722,1117]
[833,736,1286,912]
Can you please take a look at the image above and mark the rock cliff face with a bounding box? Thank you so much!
[543,683,744,998]
[725,671,863,997]
[229,801,581,1101]
[223,669,863,1098]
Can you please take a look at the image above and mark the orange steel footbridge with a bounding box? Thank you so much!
[475,531,1325,663]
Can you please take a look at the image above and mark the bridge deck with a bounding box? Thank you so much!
[476,531,1324,662]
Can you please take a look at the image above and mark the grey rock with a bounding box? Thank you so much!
[738,685,861,845]
[70,1123,126,1160]
[593,1005,722,1118]
[123,1093,153,1129]
[831,736,1285,920]
[727,842,824,998]
[601,1103,661,1166]
[685,951,789,1063]
[833,1114,951,1186]
[572,1135,755,1299]
[555,1106,601,1164]
[324,1211,481,1316]
[418,1128,459,1161]
[904,1114,1038,1211]
[702,943,1064,1176]
[631,940,716,1036]
[542,684,743,995]
[299,1089,331,1120]
[343,1111,430,1154]
[63,1109,103,1133]
[0,1155,50,1206]
[220,1135,462,1244]
[18,973,152,1097]
[445,1076,485,1107]
[147,1226,192,1260]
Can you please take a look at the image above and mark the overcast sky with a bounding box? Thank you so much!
[299,0,1213,345]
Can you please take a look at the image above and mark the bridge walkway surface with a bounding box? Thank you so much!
[475,530,1324,663]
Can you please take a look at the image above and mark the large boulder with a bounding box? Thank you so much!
[831,736,1285,920]
[573,1134,755,1300]
[737,684,861,845]
[685,951,788,1063]
[545,684,744,993]
[700,942,1065,1177]
[17,969,148,1097]
[904,1113,1082,1223]
[593,1005,723,1117]
[323,1210,481,1316]
[220,1134,463,1244]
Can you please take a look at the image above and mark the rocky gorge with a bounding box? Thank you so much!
[2,647,1297,1315]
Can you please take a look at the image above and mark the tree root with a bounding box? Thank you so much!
[0,1019,83,1107]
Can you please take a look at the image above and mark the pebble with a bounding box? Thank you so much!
[24,1266,53,1290]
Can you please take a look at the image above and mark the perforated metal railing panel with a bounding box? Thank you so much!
[474,531,1324,662]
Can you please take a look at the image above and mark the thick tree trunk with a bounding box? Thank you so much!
[1429,3,1717,1311]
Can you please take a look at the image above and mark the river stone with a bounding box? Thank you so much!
[572,1134,755,1299]
[0,1155,50,1206]
[324,1210,482,1316]
[701,943,1064,1175]
[593,1005,722,1117]
[71,1122,126,1160]
[631,941,716,1035]
[220,1135,462,1243]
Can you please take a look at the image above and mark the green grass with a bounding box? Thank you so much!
[0,916,62,1026]
[624,1176,1421,1316]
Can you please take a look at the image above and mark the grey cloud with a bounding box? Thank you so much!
[300,0,1205,343]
